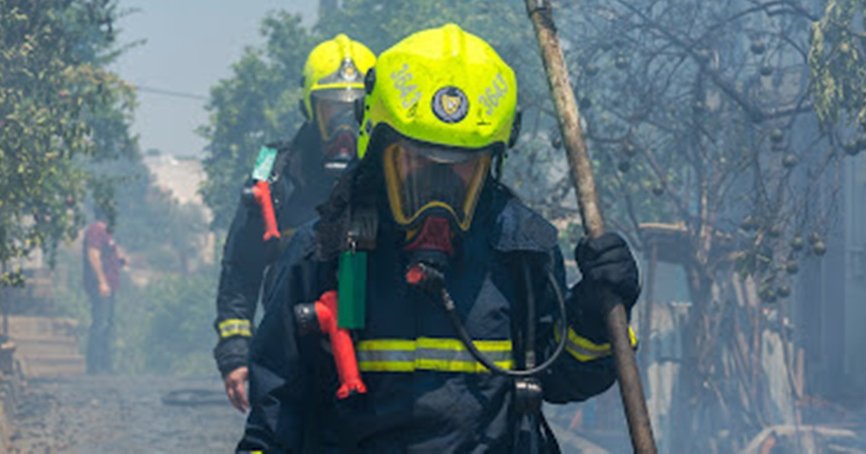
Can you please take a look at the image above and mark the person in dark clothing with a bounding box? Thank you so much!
[214,34,376,412]
[83,207,125,374]
[237,24,641,453]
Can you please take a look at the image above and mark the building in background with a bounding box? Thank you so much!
[797,152,866,401]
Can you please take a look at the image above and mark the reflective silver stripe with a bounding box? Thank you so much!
[356,337,513,373]
[357,347,513,364]
[358,349,415,363]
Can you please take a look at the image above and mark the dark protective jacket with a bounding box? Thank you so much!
[213,123,337,376]
[237,183,634,453]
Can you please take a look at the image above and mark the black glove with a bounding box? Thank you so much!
[572,232,640,330]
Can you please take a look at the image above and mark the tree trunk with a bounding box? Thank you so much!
[669,267,800,451]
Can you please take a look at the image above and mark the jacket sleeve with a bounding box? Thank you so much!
[538,247,636,404]
[213,190,277,376]
[236,225,328,453]
[212,143,302,376]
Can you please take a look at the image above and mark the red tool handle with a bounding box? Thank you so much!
[315,291,367,399]
[251,180,280,242]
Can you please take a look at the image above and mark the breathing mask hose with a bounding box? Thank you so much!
[523,263,537,369]
[408,262,568,377]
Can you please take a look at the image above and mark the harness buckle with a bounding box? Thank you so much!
[514,377,543,415]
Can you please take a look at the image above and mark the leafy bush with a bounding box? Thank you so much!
[124,264,218,375]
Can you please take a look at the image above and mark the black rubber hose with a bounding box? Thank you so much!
[523,263,536,369]
[440,270,568,378]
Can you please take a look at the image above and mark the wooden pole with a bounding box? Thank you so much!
[640,242,658,367]
[524,1,657,452]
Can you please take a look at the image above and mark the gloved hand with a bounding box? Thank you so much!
[574,232,640,324]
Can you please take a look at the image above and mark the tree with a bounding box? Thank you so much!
[552,0,851,450]
[199,12,315,229]
[810,0,866,155]
[92,153,209,275]
[1,1,213,373]
[0,0,135,286]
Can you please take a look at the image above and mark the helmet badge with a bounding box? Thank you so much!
[318,58,363,85]
[432,86,468,123]
[340,58,357,81]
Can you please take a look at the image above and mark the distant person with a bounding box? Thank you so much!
[213,35,376,412]
[82,207,125,374]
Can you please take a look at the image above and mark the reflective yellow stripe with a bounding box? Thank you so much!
[555,324,637,362]
[357,337,512,373]
[357,339,417,351]
[358,360,417,372]
[415,358,514,373]
[416,337,512,352]
[218,318,252,338]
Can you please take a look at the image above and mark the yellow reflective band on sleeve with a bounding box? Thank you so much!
[218,318,252,339]
[555,324,638,362]
[356,337,513,373]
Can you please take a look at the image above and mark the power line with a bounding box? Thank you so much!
[134,84,208,102]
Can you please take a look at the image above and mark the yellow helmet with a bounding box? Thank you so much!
[357,24,520,232]
[302,34,376,119]
[357,23,519,159]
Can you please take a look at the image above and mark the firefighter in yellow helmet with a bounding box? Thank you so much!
[213,35,375,412]
[237,24,640,453]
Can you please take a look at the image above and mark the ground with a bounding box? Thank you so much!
[8,374,245,453]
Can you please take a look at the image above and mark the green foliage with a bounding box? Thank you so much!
[809,0,866,134]
[50,152,212,374]
[0,0,135,285]
[91,155,212,373]
[318,1,529,53]
[199,13,316,229]
[0,1,214,375]
[53,248,217,375]
[128,264,218,375]
[93,154,209,274]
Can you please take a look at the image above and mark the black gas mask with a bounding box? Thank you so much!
[381,136,493,270]
[312,89,364,174]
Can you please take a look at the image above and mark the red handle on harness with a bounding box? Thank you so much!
[250,180,280,242]
[314,291,367,399]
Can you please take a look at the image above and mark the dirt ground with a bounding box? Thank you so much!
[8,374,246,453]
[7,373,864,453]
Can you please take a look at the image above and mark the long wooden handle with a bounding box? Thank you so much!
[524,2,657,452]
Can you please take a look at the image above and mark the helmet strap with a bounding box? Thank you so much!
[299,99,309,120]
[494,151,506,181]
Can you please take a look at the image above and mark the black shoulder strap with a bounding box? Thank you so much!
[266,140,294,182]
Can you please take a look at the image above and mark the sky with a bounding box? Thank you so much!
[111,1,317,157]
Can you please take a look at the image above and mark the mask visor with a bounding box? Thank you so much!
[312,89,363,171]
[383,138,492,231]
